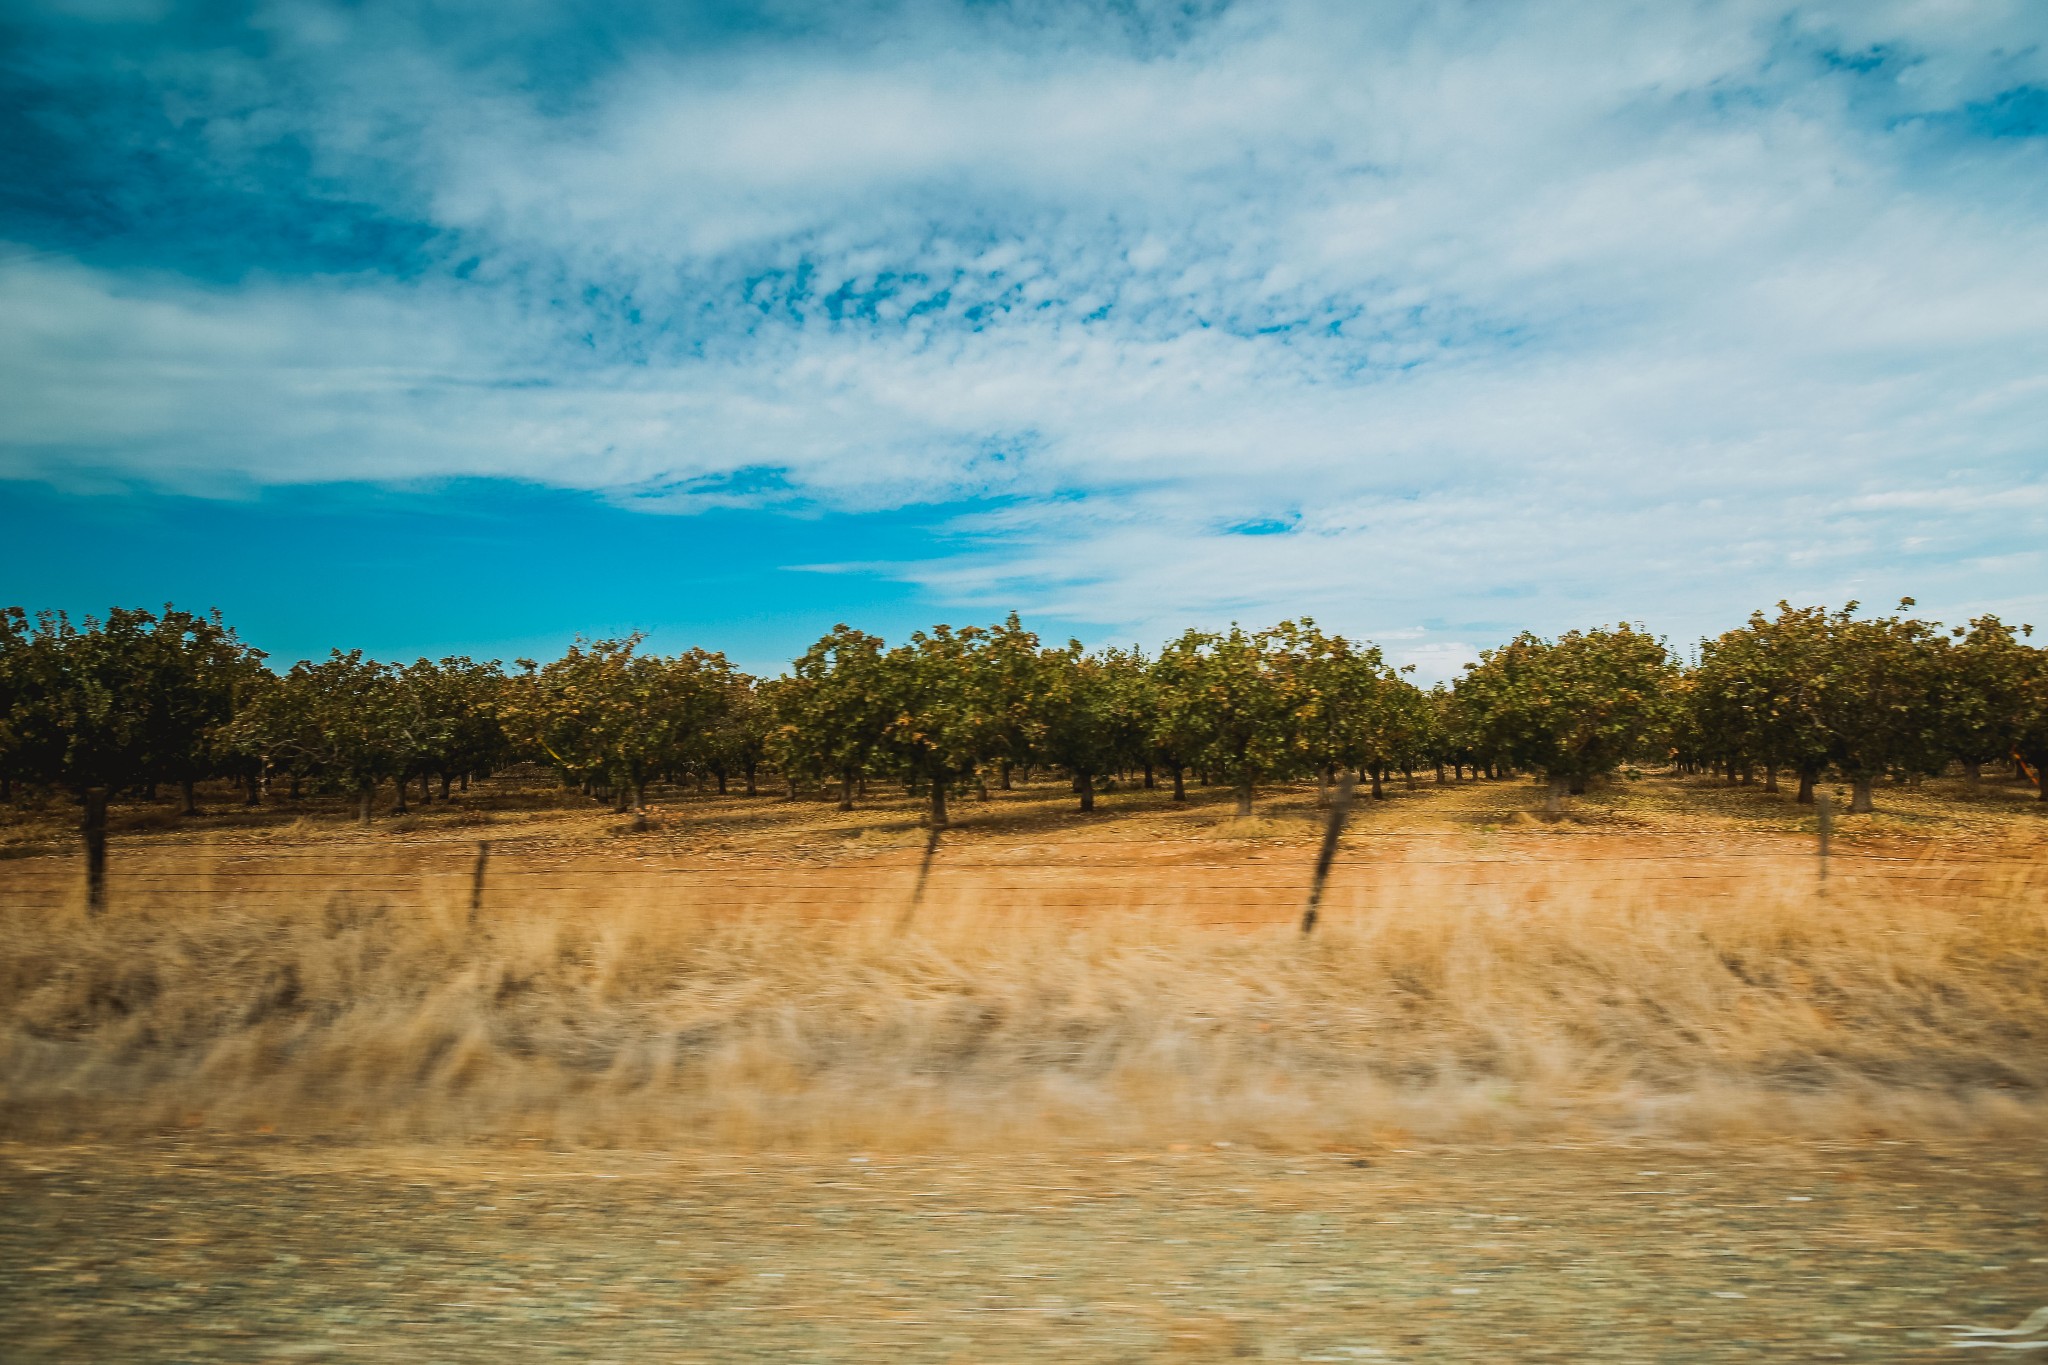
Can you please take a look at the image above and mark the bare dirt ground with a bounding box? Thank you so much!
[4,771,2044,1360]
[4,1137,2045,1362]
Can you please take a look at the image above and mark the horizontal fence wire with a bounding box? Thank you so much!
[4,849,2037,868]
[5,811,2038,919]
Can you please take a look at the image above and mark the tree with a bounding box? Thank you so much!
[712,673,773,796]
[1457,624,1676,815]
[1145,646,1204,803]
[1153,626,1295,816]
[874,625,988,829]
[1364,672,1436,796]
[1,609,159,905]
[969,614,1048,791]
[1943,616,2038,786]
[402,657,511,800]
[0,608,28,803]
[1265,620,1391,801]
[2014,642,2048,804]
[1691,604,1836,800]
[1036,643,1121,812]
[240,651,421,823]
[1802,601,1951,813]
[504,639,731,811]
[1097,646,1160,790]
[122,607,269,813]
[775,626,892,810]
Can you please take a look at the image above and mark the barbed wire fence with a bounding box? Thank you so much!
[3,797,2040,924]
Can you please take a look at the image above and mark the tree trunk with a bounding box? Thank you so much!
[81,787,108,914]
[1171,766,1186,802]
[441,772,452,799]
[1234,783,1252,817]
[1544,774,1567,817]
[930,780,949,829]
[614,783,632,813]
[1849,774,1874,814]
[1142,763,1155,790]
[1796,767,1816,805]
[460,772,470,792]
[1078,772,1095,813]
[1763,764,1778,794]
[1403,766,1416,790]
[745,763,758,797]
[358,785,374,825]
[393,776,409,814]
[1316,766,1332,808]
[1369,767,1385,800]
[839,774,855,812]
[716,770,728,795]
[998,761,1012,791]
[1434,761,1446,784]
[245,770,262,806]
[290,774,301,801]
[1568,773,1587,796]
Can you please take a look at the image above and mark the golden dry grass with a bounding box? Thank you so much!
[4,801,2045,1147]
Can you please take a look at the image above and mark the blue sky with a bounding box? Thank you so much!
[3,0,2045,678]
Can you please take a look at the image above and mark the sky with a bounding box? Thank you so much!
[3,0,2045,679]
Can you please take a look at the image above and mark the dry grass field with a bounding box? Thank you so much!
[4,768,2044,1146]
[3,770,2045,1360]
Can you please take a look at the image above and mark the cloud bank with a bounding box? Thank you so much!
[4,0,2046,671]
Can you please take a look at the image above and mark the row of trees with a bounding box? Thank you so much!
[4,600,2046,834]
[767,619,1438,825]
[1683,600,2048,811]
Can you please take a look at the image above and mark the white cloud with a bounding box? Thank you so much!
[4,0,2047,670]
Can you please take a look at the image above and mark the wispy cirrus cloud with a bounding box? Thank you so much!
[3,0,2045,672]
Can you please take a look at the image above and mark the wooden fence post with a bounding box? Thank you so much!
[82,787,108,915]
[1301,773,1356,934]
[1815,791,1831,886]
[895,826,943,933]
[468,840,491,924]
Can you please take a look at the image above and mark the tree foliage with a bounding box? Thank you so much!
[6,597,2046,843]
[1454,624,1676,812]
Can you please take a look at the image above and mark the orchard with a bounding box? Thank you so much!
[5,597,2046,900]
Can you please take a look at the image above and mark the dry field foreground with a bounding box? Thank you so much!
[3,774,2047,1361]
[2,770,2044,1145]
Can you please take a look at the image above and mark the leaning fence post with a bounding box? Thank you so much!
[81,787,109,915]
[1301,772,1356,934]
[895,825,943,933]
[468,840,492,924]
[1815,791,1831,886]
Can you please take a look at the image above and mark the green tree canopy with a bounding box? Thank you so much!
[1457,623,1676,813]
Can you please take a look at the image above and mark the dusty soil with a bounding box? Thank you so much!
[4,1137,2045,1362]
